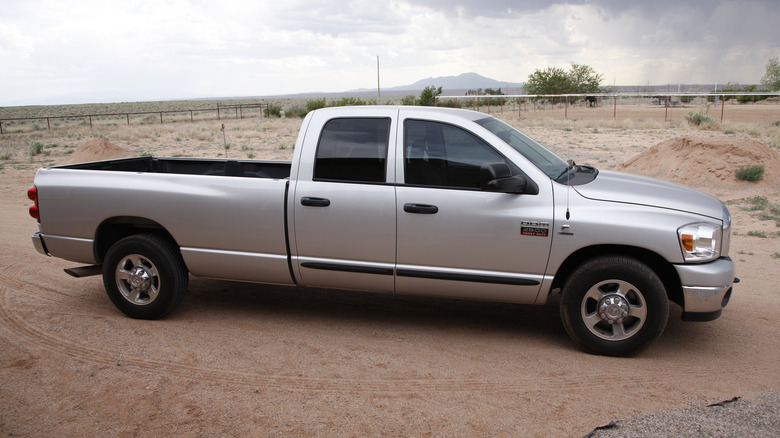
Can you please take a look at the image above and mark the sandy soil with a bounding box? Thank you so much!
[1,113,779,437]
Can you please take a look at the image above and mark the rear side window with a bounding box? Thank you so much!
[314,118,390,183]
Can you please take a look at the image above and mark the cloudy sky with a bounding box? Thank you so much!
[1,0,778,105]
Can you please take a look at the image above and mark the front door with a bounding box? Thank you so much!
[395,117,554,303]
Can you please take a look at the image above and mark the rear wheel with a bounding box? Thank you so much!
[102,234,188,319]
[560,255,669,356]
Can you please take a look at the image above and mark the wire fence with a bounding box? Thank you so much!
[437,93,780,124]
[0,103,268,135]
[2,94,779,135]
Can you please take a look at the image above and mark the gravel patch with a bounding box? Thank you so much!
[589,391,780,437]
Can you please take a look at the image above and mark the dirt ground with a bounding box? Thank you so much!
[1,111,779,437]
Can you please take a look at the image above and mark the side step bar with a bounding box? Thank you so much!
[64,265,102,278]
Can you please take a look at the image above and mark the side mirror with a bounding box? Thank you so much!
[480,162,528,194]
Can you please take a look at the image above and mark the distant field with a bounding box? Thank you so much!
[1,97,778,172]
[3,96,779,129]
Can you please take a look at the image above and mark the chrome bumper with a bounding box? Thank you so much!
[31,232,50,256]
[674,257,735,319]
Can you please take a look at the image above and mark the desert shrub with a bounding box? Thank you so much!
[264,104,282,118]
[305,98,327,112]
[735,165,765,182]
[736,85,769,104]
[285,106,308,118]
[29,140,44,157]
[400,95,416,106]
[684,111,716,129]
[437,99,462,108]
[769,135,780,149]
[0,151,10,160]
[467,88,506,106]
[330,97,366,107]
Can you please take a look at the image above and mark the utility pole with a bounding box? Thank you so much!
[377,55,381,103]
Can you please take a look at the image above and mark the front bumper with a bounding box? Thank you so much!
[674,256,735,321]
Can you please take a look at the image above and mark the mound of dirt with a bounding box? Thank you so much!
[59,139,135,165]
[620,136,780,197]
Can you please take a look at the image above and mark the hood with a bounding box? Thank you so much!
[573,170,725,220]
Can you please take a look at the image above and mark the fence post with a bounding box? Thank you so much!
[0,121,3,135]
[190,110,194,123]
[613,95,617,119]
[664,97,669,122]
[127,114,130,125]
[47,118,51,130]
[565,96,569,119]
[721,96,725,123]
[89,115,93,129]
[160,112,163,124]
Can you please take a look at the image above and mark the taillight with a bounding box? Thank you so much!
[28,186,40,222]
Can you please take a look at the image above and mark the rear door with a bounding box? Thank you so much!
[290,108,398,292]
[394,114,554,303]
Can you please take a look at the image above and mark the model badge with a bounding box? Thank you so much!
[521,221,550,237]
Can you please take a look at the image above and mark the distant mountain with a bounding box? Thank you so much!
[348,72,523,96]
[387,72,523,92]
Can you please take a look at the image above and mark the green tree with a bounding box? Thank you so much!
[524,66,570,95]
[524,63,604,94]
[761,57,780,91]
[418,85,442,106]
[568,63,604,94]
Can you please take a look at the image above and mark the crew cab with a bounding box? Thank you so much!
[28,106,737,355]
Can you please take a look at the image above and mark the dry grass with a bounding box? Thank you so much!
[2,99,779,172]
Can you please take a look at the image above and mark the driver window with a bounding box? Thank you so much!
[404,119,506,189]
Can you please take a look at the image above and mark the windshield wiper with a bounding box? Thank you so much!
[555,159,577,181]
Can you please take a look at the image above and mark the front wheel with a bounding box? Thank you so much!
[102,234,188,319]
[560,256,669,356]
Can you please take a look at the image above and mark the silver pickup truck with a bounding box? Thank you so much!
[28,106,736,356]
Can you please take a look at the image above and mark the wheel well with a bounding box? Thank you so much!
[94,217,177,264]
[551,245,684,307]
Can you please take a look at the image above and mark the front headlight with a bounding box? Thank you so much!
[678,223,722,262]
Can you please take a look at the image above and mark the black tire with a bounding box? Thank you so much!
[102,234,188,319]
[560,255,669,356]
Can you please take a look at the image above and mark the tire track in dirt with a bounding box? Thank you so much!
[3,267,776,395]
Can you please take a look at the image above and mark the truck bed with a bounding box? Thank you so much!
[59,156,292,179]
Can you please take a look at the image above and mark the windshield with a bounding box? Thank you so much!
[475,117,568,179]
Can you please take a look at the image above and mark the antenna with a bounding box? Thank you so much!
[566,159,573,220]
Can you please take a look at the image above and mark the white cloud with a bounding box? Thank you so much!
[0,0,778,105]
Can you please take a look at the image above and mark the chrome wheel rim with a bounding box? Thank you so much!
[115,254,161,305]
[581,279,647,341]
